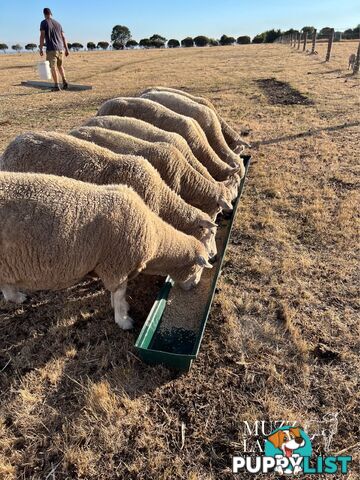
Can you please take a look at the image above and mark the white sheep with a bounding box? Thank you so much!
[140,89,245,174]
[0,172,212,329]
[85,115,214,181]
[140,86,250,151]
[1,131,218,258]
[85,115,240,201]
[97,97,240,182]
[70,126,235,212]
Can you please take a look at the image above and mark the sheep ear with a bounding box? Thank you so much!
[234,144,246,154]
[229,164,241,172]
[196,255,213,269]
[199,219,218,229]
[218,198,233,211]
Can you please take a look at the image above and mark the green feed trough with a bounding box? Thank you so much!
[134,156,251,371]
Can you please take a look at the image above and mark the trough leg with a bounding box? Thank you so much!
[1,285,27,304]
[112,280,133,330]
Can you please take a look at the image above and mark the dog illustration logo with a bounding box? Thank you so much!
[265,426,312,474]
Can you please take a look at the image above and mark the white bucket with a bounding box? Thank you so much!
[37,60,52,80]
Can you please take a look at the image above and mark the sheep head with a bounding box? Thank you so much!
[198,218,218,260]
[174,244,212,291]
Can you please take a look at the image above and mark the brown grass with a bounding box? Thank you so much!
[0,41,359,479]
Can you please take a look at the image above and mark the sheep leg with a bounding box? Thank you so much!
[112,280,133,330]
[1,285,27,304]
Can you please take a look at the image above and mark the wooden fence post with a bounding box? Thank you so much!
[353,40,360,74]
[325,28,334,62]
[310,29,317,54]
[297,33,301,49]
[303,33,307,51]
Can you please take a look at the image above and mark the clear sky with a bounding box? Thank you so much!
[0,0,358,46]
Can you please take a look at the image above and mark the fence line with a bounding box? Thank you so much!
[310,29,317,54]
[325,28,335,61]
[354,41,360,73]
[277,28,360,73]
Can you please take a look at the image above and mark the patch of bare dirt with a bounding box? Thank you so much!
[255,77,314,105]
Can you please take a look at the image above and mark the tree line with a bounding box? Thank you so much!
[0,35,251,53]
[1,24,358,53]
[253,25,359,43]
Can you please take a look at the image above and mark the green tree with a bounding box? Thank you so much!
[150,39,165,48]
[148,34,166,48]
[283,29,299,36]
[194,35,209,47]
[126,39,138,48]
[209,38,219,46]
[139,38,151,48]
[301,26,315,35]
[111,25,131,48]
[252,33,265,43]
[25,43,37,51]
[181,37,194,47]
[71,42,83,51]
[113,41,125,50]
[0,43,8,53]
[264,29,281,43]
[343,29,353,39]
[150,34,167,43]
[97,41,109,50]
[342,25,360,39]
[219,35,235,45]
[87,42,96,50]
[12,44,22,52]
[237,36,251,44]
[318,27,333,39]
[167,39,180,48]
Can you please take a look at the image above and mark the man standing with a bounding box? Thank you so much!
[39,7,69,91]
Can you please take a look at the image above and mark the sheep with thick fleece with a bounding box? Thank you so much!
[84,116,239,200]
[70,126,235,211]
[85,115,214,181]
[97,97,240,182]
[0,172,212,329]
[141,89,245,176]
[141,86,250,150]
[1,132,218,258]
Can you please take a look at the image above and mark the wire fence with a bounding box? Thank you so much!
[276,29,360,74]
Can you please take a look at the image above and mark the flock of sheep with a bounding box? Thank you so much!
[0,87,249,330]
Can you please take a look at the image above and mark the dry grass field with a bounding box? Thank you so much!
[0,42,359,479]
